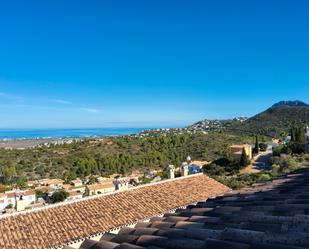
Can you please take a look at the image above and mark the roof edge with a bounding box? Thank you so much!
[0,173,207,220]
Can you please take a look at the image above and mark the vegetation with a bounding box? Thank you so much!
[239,148,249,167]
[205,153,309,190]
[253,136,259,154]
[6,204,13,209]
[188,101,309,138]
[273,124,306,156]
[230,105,309,138]
[0,132,253,185]
[259,143,268,152]
[35,189,47,199]
[51,190,69,203]
[204,122,308,189]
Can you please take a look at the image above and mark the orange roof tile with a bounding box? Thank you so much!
[87,182,114,191]
[0,174,229,249]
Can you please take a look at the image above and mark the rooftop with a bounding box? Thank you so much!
[77,169,309,249]
[87,182,114,191]
[0,174,228,249]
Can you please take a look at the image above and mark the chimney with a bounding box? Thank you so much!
[113,177,121,191]
[180,162,189,177]
[186,156,192,165]
[167,165,175,179]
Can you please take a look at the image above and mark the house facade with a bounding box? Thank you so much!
[230,144,253,160]
[87,183,115,196]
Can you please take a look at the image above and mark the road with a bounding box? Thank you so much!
[251,148,273,173]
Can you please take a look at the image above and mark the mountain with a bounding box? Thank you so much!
[272,100,309,108]
[188,101,309,138]
[235,102,309,137]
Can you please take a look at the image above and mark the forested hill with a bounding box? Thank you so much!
[233,101,309,137]
[0,133,253,183]
[188,101,309,138]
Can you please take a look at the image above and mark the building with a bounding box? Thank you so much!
[0,174,228,249]
[0,193,8,212]
[230,144,253,160]
[95,176,106,184]
[67,191,83,201]
[167,165,175,179]
[87,182,115,196]
[189,160,209,174]
[113,177,130,191]
[38,179,64,189]
[77,170,309,249]
[70,179,83,187]
[26,180,40,187]
[1,190,36,212]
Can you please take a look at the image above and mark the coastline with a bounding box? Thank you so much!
[0,127,149,149]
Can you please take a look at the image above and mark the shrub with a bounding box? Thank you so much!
[271,164,280,175]
[6,204,13,209]
[259,143,268,152]
[257,173,271,182]
[51,190,69,203]
[203,163,225,176]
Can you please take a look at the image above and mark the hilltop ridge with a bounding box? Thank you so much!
[188,100,309,137]
[272,100,309,108]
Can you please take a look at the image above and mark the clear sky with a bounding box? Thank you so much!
[0,0,308,128]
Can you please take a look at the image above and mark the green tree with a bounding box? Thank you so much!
[1,163,16,183]
[239,148,249,167]
[295,124,305,144]
[288,124,305,154]
[35,190,46,199]
[253,136,259,154]
[65,170,77,182]
[51,190,69,203]
[259,143,268,152]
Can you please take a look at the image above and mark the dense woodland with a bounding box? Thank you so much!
[0,132,253,185]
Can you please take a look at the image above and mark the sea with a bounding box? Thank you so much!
[0,128,150,140]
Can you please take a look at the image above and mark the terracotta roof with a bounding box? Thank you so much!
[87,182,114,191]
[0,174,228,249]
[5,192,15,198]
[70,179,82,184]
[82,169,309,249]
[35,186,53,193]
[190,161,209,167]
[68,191,83,197]
[39,179,64,185]
[23,190,35,196]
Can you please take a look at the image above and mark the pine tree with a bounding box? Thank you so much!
[290,128,296,142]
[295,124,305,144]
[240,148,249,167]
[254,136,259,154]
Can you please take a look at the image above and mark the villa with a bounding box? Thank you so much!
[230,144,253,160]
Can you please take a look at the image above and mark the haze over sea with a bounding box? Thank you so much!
[0,128,150,139]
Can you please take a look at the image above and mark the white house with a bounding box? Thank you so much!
[3,190,36,212]
[0,193,8,212]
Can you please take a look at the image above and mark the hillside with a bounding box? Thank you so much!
[188,101,309,138]
[188,117,247,133]
[0,133,253,183]
[234,101,309,137]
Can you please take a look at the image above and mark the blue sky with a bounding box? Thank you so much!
[0,0,308,128]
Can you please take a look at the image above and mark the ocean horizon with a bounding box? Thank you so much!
[0,128,152,139]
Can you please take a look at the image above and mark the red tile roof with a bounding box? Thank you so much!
[0,174,229,249]
[80,169,309,249]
